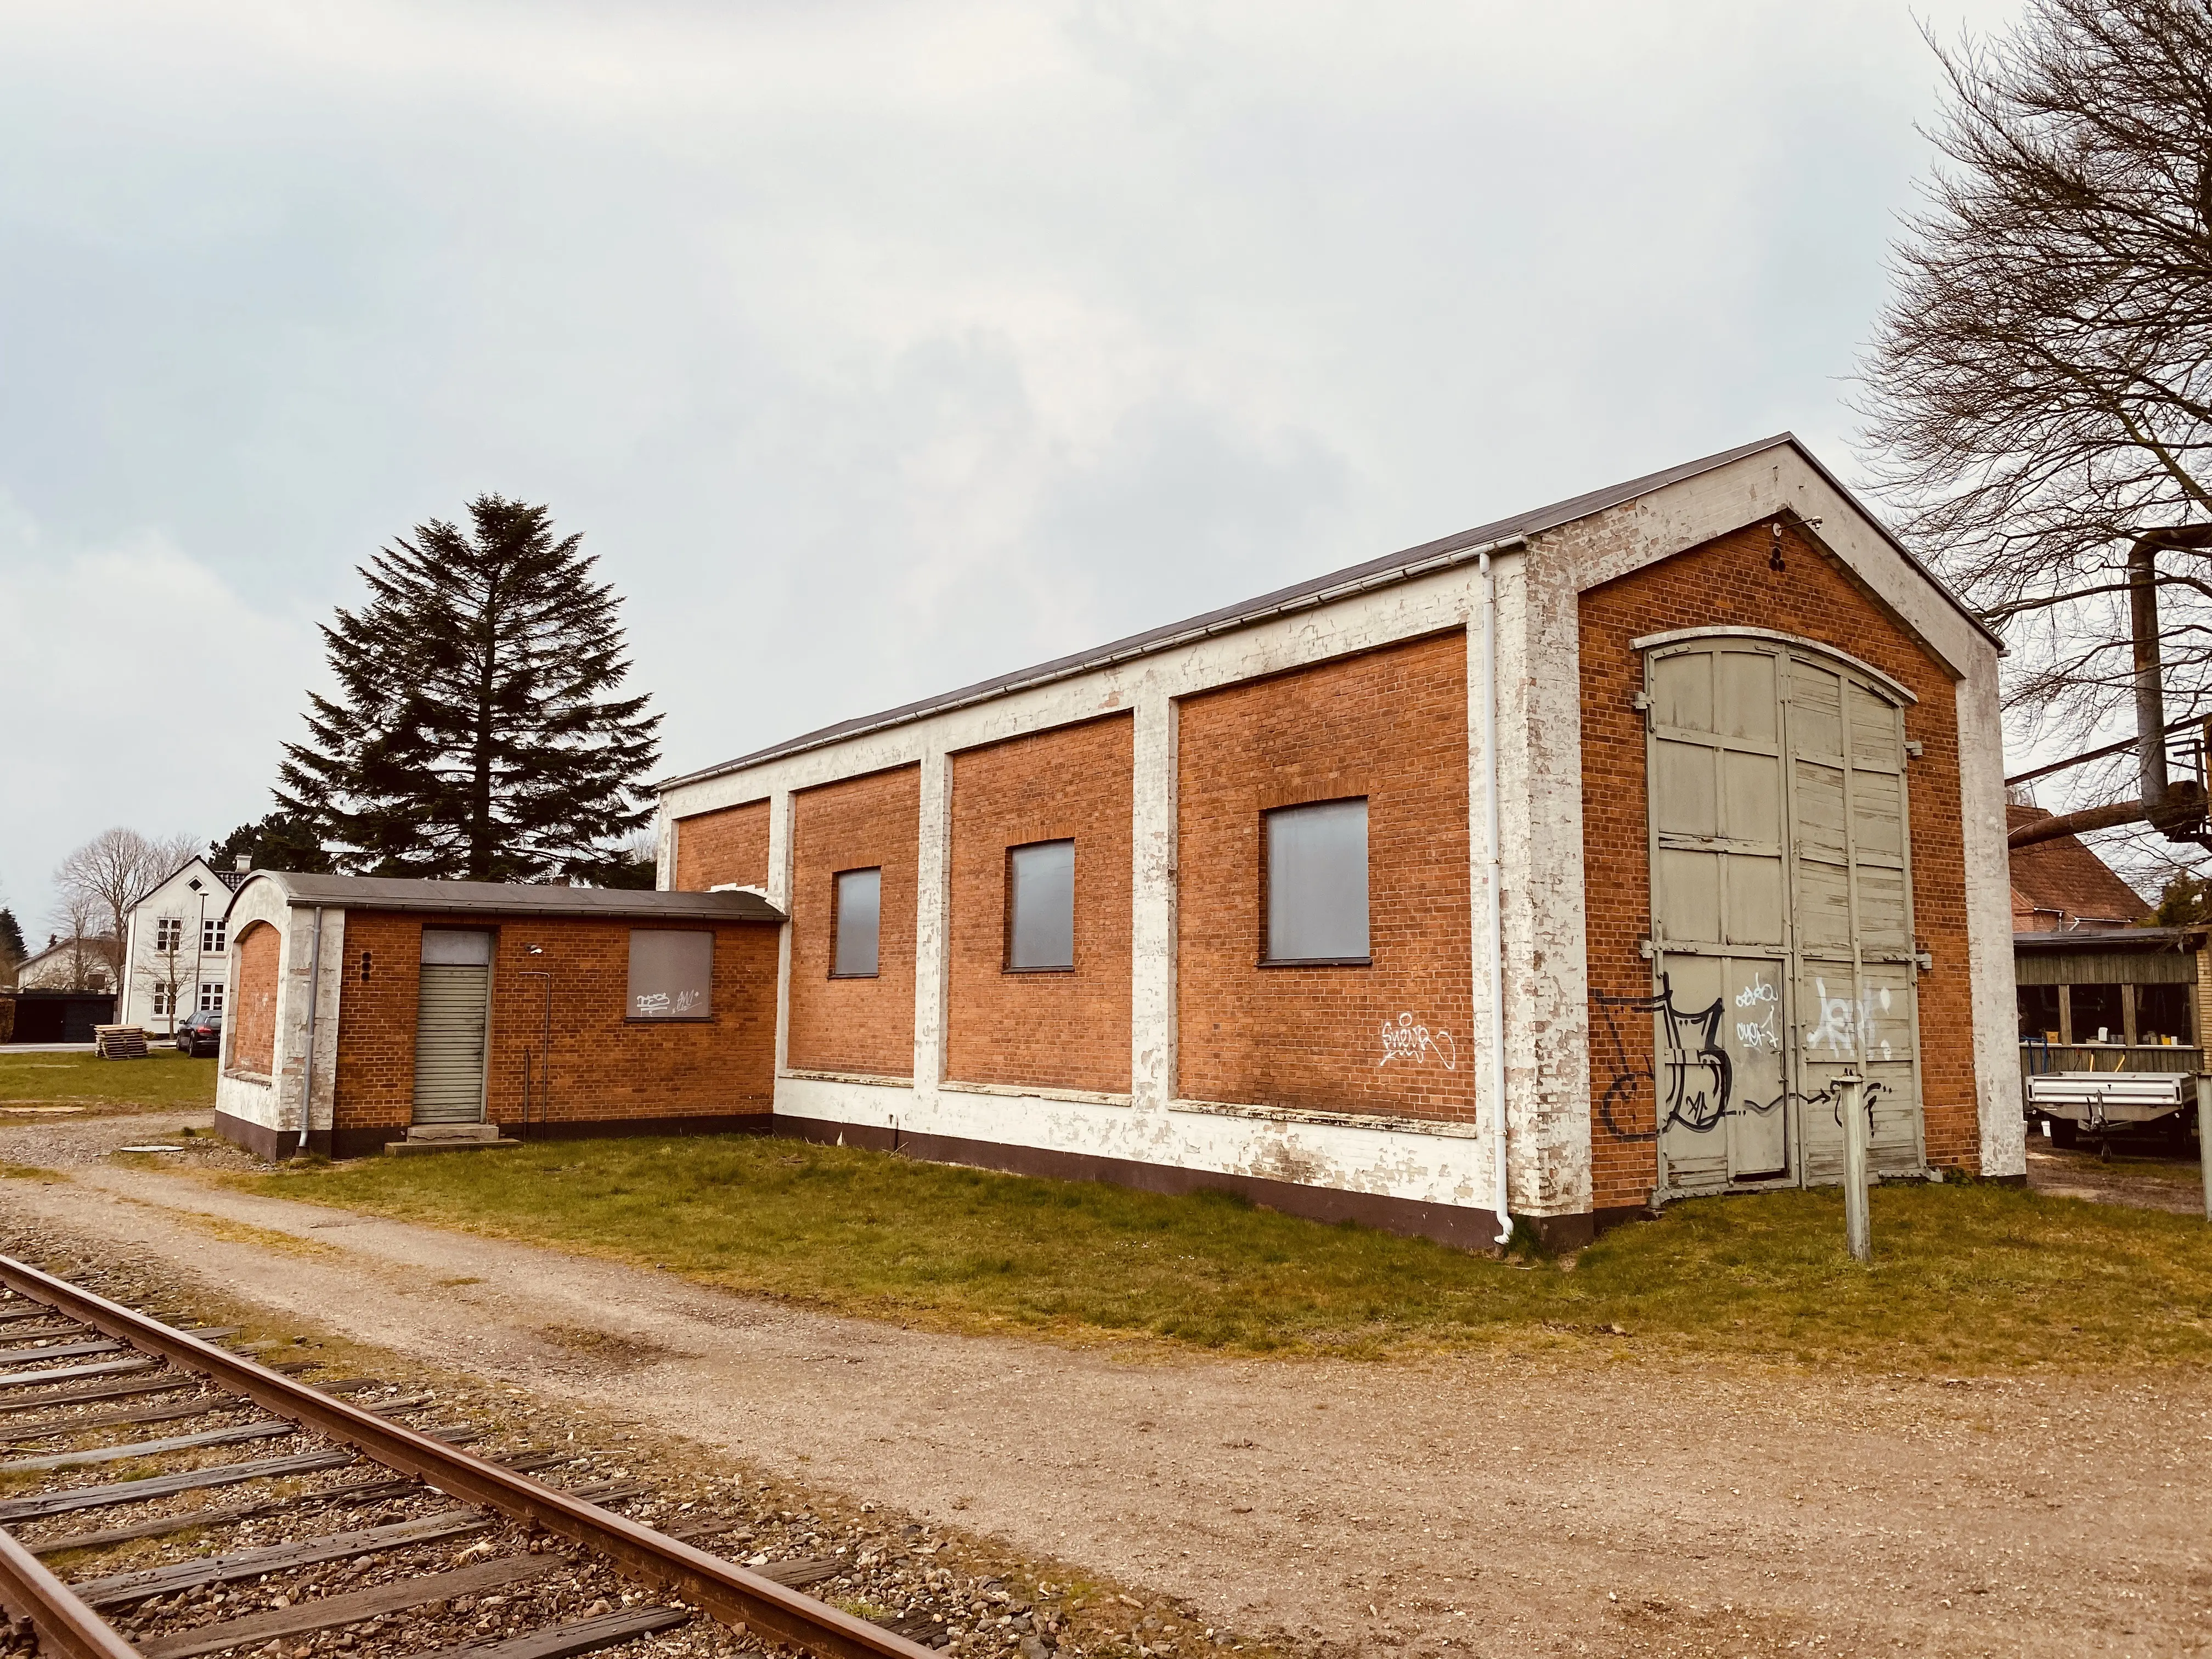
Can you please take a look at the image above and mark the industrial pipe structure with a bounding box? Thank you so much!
[2007,527,2212,853]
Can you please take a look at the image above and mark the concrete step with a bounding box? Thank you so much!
[403,1123,504,1143]
[382,1137,523,1157]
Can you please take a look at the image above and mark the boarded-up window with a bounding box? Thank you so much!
[1264,799,1370,963]
[833,868,881,978]
[628,930,714,1020]
[1006,840,1075,970]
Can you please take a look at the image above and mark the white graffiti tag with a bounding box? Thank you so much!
[1805,978,1897,1062]
[1733,974,1781,1052]
[1378,1013,1457,1070]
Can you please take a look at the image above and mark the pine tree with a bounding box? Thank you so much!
[209,814,333,875]
[278,496,662,882]
[0,907,25,974]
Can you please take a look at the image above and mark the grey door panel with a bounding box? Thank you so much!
[1645,638,1924,1197]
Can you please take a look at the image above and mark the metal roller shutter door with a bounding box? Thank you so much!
[412,963,490,1125]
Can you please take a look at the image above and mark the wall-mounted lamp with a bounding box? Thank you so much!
[524,944,544,956]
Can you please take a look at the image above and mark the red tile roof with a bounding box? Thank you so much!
[2007,804,2151,929]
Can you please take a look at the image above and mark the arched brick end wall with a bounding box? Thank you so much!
[229,919,280,1077]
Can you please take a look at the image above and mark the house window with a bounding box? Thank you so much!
[151,985,174,1017]
[627,930,713,1020]
[832,868,881,978]
[202,919,226,953]
[199,981,224,1013]
[1263,798,1370,964]
[155,918,183,952]
[1006,840,1075,971]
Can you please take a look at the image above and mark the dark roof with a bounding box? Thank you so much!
[225,872,784,925]
[215,867,250,891]
[2007,805,2151,926]
[656,432,2000,792]
[2015,926,2196,950]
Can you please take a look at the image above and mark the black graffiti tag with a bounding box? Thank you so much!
[1594,973,1881,1143]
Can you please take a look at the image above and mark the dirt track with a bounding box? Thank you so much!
[4,1112,2210,1659]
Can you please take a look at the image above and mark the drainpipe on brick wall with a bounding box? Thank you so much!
[295,907,324,1159]
[1477,551,1513,1248]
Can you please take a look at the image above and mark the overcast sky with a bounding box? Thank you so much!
[0,0,2034,929]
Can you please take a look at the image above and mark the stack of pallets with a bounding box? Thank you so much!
[93,1025,149,1059]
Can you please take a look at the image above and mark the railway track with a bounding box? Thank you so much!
[0,1256,935,1659]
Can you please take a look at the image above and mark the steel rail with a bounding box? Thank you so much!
[0,1256,934,1659]
[0,1526,139,1659]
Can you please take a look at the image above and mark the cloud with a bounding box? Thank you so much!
[0,497,319,919]
[0,0,2035,907]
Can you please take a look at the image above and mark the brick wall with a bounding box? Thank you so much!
[946,715,1133,1094]
[1176,633,1476,1118]
[228,920,280,1076]
[329,911,779,1142]
[673,800,771,891]
[1579,520,1977,1206]
[787,765,921,1078]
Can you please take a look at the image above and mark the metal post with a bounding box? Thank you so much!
[2197,1074,2212,1223]
[1839,1068,1871,1262]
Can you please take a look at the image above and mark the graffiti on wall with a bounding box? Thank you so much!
[1594,972,1882,1143]
[1377,1012,1457,1070]
[1804,977,1898,1063]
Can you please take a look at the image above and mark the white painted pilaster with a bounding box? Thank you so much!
[1959,670,2027,1176]
[912,749,952,1106]
[1497,544,1595,1216]
[1130,685,1178,1113]
[770,789,795,1080]
[1463,616,1508,1220]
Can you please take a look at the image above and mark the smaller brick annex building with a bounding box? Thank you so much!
[212,874,785,1159]
[656,434,2025,1248]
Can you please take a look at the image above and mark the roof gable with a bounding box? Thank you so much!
[656,433,1994,793]
[2007,805,2150,925]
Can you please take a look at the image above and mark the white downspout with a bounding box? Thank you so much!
[1479,552,1513,1247]
[296,906,324,1158]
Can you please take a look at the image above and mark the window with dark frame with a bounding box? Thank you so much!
[202,918,226,953]
[627,929,714,1020]
[2070,981,2122,1042]
[155,917,182,952]
[1006,840,1075,972]
[1263,798,1370,964]
[2134,982,2192,1046]
[833,867,882,978]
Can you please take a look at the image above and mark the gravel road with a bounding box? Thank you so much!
[4,1111,2209,1659]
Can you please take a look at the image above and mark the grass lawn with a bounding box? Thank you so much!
[0,1046,216,1114]
[234,1135,2212,1370]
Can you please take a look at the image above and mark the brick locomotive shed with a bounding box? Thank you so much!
[656,435,2024,1248]
[213,876,785,1159]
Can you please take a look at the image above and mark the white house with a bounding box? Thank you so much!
[119,856,252,1033]
[14,936,118,992]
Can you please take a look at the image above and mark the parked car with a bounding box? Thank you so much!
[176,1010,222,1057]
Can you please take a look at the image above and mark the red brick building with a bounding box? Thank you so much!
[213,876,783,1159]
[2006,804,2151,932]
[655,435,2023,1247]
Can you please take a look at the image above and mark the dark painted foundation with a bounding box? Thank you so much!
[770,1113,1630,1254]
[219,1110,774,1162]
